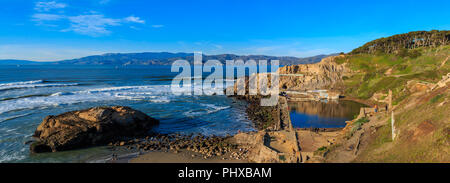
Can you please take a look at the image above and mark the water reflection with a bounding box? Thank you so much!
[289,100,367,128]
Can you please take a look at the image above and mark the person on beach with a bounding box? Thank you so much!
[111,153,117,162]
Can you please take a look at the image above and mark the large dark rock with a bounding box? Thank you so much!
[30,106,159,153]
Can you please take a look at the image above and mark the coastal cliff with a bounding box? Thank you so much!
[230,42,450,163]
[232,55,347,95]
[318,45,450,162]
[278,55,347,91]
[26,35,449,163]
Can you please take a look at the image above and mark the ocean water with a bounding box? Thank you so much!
[0,65,255,162]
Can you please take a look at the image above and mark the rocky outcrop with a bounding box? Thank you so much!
[278,55,347,91]
[31,106,159,153]
[431,72,450,91]
[406,80,434,93]
[244,96,280,130]
[230,55,347,95]
[116,133,240,160]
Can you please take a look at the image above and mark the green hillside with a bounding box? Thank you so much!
[336,45,449,105]
[350,30,450,55]
[326,35,450,162]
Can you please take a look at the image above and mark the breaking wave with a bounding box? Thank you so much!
[0,80,43,86]
[183,104,231,117]
[0,113,33,123]
[0,80,79,91]
[0,85,175,114]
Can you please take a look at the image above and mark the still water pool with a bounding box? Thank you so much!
[289,100,367,128]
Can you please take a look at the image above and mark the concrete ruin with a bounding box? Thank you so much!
[232,97,301,163]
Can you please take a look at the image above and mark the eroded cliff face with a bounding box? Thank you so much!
[278,55,347,91]
[231,55,347,95]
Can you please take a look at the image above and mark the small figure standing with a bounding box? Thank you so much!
[111,153,117,162]
[374,104,378,113]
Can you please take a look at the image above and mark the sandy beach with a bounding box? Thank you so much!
[130,150,246,163]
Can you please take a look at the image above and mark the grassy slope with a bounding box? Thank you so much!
[337,45,449,104]
[335,46,450,162]
[354,87,449,162]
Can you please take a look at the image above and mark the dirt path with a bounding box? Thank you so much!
[440,56,449,68]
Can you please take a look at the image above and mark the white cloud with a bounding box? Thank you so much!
[0,44,104,61]
[32,13,146,36]
[60,14,146,36]
[237,42,338,57]
[31,2,147,36]
[99,0,111,5]
[151,24,164,28]
[213,44,223,49]
[35,1,67,12]
[64,14,121,36]
[32,13,65,22]
[124,16,145,24]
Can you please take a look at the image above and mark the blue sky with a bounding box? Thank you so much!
[0,0,449,61]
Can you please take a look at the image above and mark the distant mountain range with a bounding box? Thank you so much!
[0,52,337,66]
[0,60,45,65]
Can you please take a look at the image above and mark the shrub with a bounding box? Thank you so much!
[397,48,409,57]
[429,94,443,104]
[408,49,422,59]
[351,117,370,135]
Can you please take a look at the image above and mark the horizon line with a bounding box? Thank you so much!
[0,51,339,62]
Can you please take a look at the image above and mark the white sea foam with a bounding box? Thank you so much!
[0,80,43,86]
[0,81,236,114]
[0,85,174,114]
[183,103,230,117]
[0,113,33,123]
[149,96,171,103]
[0,81,78,91]
[0,150,26,163]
